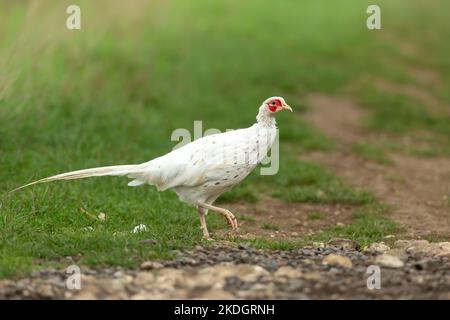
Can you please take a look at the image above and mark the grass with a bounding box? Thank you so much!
[216,187,259,204]
[1,0,449,278]
[308,212,326,221]
[271,160,374,204]
[310,203,399,248]
[261,223,279,231]
[235,213,256,223]
[354,89,450,157]
[359,90,450,136]
[352,143,392,165]
[423,233,450,243]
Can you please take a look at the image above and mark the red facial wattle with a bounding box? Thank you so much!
[268,99,282,112]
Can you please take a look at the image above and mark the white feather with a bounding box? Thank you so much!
[12,97,284,208]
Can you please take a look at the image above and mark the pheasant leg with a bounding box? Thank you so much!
[197,206,211,239]
[197,202,238,230]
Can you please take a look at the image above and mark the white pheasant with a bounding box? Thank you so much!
[13,97,292,238]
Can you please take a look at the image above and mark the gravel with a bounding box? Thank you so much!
[1,239,450,299]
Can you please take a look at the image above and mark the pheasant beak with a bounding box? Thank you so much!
[281,103,293,112]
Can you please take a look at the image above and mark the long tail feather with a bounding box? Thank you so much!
[10,164,140,193]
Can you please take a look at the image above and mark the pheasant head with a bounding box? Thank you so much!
[256,96,292,126]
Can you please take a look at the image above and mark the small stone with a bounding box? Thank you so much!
[432,242,450,257]
[261,260,278,272]
[196,289,234,300]
[393,240,450,257]
[133,272,156,287]
[98,212,106,221]
[235,264,269,282]
[375,254,404,268]
[328,238,359,250]
[115,275,133,285]
[74,291,98,300]
[363,242,391,254]
[336,222,345,227]
[313,242,325,248]
[140,261,164,270]
[37,284,54,298]
[238,244,250,250]
[290,232,299,237]
[132,224,148,233]
[322,254,353,268]
[156,269,189,289]
[302,272,321,281]
[385,248,407,260]
[274,266,303,278]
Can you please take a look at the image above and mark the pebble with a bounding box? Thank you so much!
[133,272,156,287]
[132,224,148,233]
[363,242,391,254]
[328,238,360,251]
[234,264,269,282]
[98,212,106,221]
[322,254,353,268]
[274,266,303,278]
[2,240,450,299]
[313,242,325,248]
[375,254,404,268]
[394,240,450,257]
[140,261,164,270]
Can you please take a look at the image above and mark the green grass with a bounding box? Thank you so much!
[1,0,449,278]
[310,203,399,247]
[308,212,326,220]
[359,90,450,136]
[231,203,398,249]
[271,160,374,204]
[352,143,392,164]
[216,186,259,204]
[355,89,450,157]
[423,233,450,243]
[235,213,256,223]
[261,223,279,231]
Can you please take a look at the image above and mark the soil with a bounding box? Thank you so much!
[220,197,356,240]
[374,78,449,115]
[301,93,450,238]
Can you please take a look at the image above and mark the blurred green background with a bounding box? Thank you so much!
[0,0,449,278]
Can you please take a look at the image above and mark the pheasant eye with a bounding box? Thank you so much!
[271,102,276,105]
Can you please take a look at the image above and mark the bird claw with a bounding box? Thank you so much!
[222,210,238,230]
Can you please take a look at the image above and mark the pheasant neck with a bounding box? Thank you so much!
[256,112,277,128]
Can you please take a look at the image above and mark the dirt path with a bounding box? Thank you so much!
[221,197,356,239]
[301,94,450,238]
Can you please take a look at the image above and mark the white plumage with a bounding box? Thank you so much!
[12,96,292,238]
